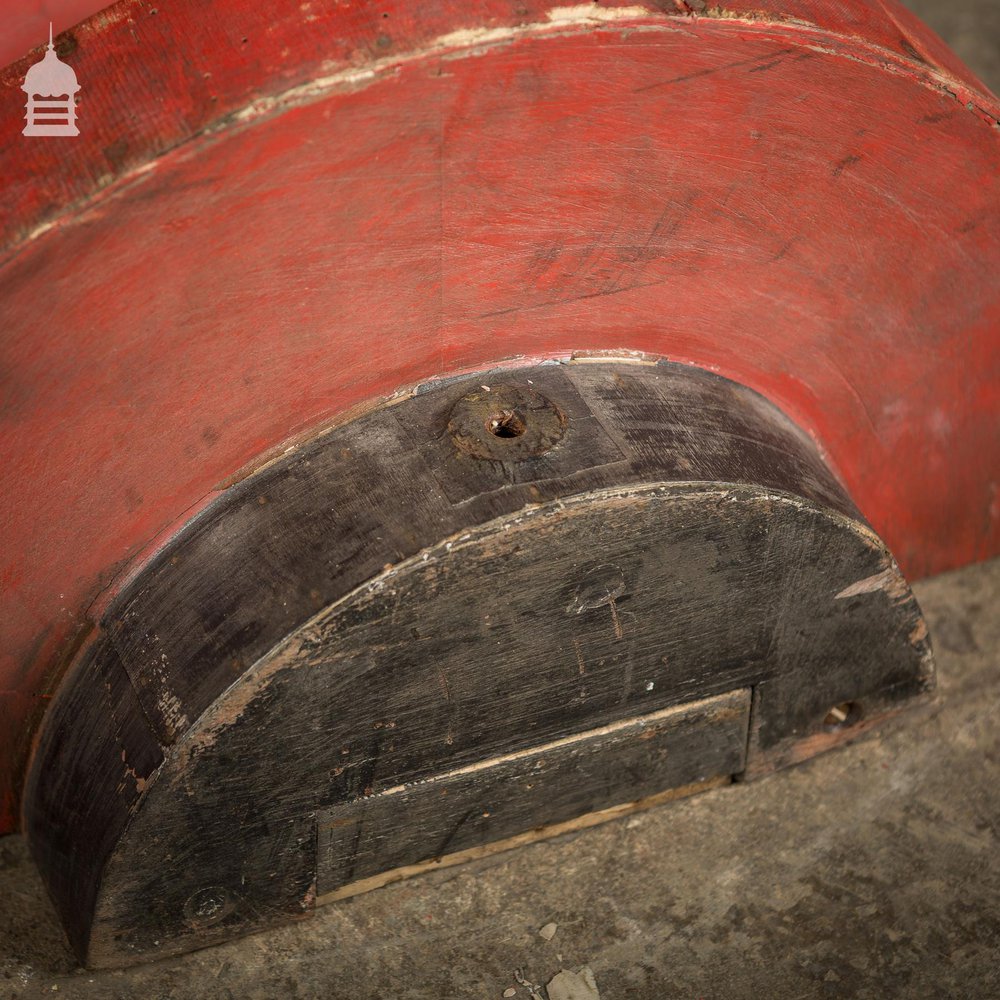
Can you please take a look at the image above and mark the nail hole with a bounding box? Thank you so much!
[823,701,861,730]
[488,409,527,438]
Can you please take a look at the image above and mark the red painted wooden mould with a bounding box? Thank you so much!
[0,0,997,954]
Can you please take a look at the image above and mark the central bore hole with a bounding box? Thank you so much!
[488,409,527,438]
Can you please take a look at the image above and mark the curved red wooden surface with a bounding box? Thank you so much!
[1,0,998,832]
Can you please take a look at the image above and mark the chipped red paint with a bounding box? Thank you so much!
[1,0,998,831]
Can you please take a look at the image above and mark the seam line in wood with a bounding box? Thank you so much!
[315,774,733,905]
[335,692,747,803]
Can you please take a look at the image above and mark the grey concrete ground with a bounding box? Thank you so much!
[2,556,998,999]
[2,4,998,999]
[906,0,1000,94]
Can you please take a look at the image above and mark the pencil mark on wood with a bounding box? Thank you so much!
[632,47,797,91]
[832,154,862,177]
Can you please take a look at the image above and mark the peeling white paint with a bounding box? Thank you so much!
[546,4,655,24]
[231,6,672,125]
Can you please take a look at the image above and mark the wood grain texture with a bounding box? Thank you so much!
[22,361,934,967]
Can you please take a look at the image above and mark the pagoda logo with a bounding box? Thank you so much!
[22,24,80,137]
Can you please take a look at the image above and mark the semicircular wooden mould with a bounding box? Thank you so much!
[24,360,935,967]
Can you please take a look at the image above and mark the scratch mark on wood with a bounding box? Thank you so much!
[436,665,454,703]
[478,277,670,319]
[747,57,786,73]
[437,665,456,746]
[832,153,862,177]
[433,807,476,861]
[632,47,796,91]
[609,595,625,640]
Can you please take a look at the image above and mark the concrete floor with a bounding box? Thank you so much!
[2,5,998,999]
[1,555,997,999]
[905,0,1000,93]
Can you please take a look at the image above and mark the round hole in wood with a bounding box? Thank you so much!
[823,701,862,730]
[447,383,565,459]
[488,409,527,438]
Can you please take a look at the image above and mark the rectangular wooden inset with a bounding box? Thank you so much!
[316,688,751,896]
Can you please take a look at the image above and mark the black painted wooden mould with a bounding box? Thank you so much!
[24,359,935,967]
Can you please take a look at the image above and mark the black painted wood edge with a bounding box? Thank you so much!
[21,358,927,967]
